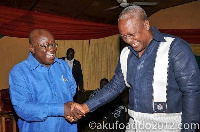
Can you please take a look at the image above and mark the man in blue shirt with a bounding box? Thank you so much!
[9,29,84,132]
[77,5,200,132]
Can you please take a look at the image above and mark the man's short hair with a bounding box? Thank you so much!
[67,48,75,54]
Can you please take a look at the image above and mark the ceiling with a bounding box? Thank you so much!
[0,0,197,25]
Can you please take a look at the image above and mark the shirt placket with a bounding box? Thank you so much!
[48,67,59,102]
[48,67,63,131]
[134,55,145,109]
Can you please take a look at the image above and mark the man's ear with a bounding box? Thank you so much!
[29,44,35,53]
[144,20,150,31]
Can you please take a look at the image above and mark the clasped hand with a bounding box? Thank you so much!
[64,102,88,122]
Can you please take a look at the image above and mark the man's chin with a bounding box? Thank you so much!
[45,60,55,65]
[133,47,141,52]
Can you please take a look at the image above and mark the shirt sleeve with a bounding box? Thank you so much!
[9,68,64,122]
[85,62,127,112]
[171,38,200,129]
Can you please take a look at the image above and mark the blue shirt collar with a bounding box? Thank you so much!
[27,52,60,70]
[151,27,166,42]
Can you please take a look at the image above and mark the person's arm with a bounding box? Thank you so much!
[9,68,71,122]
[84,62,127,112]
[171,38,200,131]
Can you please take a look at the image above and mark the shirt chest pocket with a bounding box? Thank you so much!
[56,74,72,90]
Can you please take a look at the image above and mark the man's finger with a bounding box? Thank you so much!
[65,116,74,122]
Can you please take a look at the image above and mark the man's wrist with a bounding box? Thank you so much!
[82,103,90,113]
[48,103,64,116]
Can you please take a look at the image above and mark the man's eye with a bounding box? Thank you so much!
[42,45,47,48]
[128,34,135,37]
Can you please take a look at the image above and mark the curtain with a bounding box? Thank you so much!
[56,34,120,90]
[159,29,200,44]
[0,36,29,89]
[0,5,118,40]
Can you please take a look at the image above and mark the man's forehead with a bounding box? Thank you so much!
[67,50,74,54]
[38,37,48,43]
[34,33,54,42]
[119,19,142,32]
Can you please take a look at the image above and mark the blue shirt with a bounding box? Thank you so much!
[86,27,200,128]
[9,53,77,132]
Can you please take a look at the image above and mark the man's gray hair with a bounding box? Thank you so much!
[118,5,147,21]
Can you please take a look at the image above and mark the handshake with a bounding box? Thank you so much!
[64,102,90,122]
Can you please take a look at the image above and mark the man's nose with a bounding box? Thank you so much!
[48,46,57,51]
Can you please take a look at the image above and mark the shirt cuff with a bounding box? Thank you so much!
[85,100,95,112]
[48,103,64,116]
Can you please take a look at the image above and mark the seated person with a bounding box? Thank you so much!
[89,78,109,99]
[89,78,121,120]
